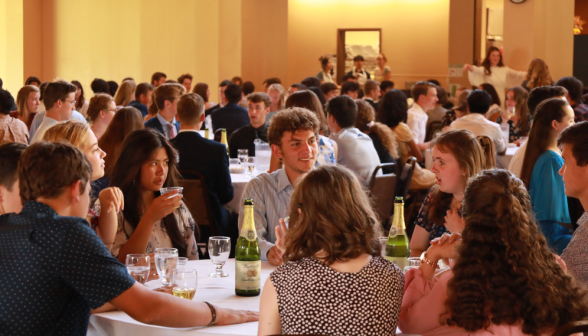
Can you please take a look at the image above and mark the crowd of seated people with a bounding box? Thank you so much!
[3,48,588,335]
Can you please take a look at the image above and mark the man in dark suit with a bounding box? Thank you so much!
[204,79,232,118]
[144,83,185,139]
[210,83,249,134]
[128,82,154,118]
[171,93,234,238]
[228,92,269,158]
[362,80,380,111]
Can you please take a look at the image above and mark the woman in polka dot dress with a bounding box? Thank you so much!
[258,165,404,336]
[93,128,199,262]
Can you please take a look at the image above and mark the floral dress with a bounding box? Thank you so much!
[92,200,199,260]
[414,189,450,241]
[315,135,336,166]
[495,117,531,143]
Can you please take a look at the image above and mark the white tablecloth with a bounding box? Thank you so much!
[425,145,519,170]
[226,172,255,213]
[88,259,409,336]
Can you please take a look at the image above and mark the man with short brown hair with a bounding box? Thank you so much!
[363,79,380,111]
[228,92,270,158]
[31,80,78,143]
[177,73,193,93]
[408,81,438,150]
[151,72,167,87]
[128,82,154,118]
[144,83,185,140]
[239,107,320,266]
[171,93,234,237]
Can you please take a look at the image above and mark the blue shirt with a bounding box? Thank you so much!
[0,201,135,335]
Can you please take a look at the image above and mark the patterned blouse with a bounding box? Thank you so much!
[92,200,199,260]
[271,256,404,336]
[415,189,450,241]
[495,117,531,143]
[316,135,336,166]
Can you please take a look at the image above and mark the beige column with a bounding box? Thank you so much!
[0,0,24,94]
[448,0,476,90]
[503,0,574,81]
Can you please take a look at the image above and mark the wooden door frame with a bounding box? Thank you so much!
[336,28,382,84]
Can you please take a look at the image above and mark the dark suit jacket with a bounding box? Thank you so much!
[170,131,234,236]
[128,100,148,118]
[144,116,181,139]
[210,103,250,133]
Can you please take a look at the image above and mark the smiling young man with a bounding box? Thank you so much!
[559,122,588,286]
[228,92,270,158]
[238,107,320,266]
[31,80,77,143]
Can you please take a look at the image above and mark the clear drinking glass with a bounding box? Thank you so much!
[208,236,231,277]
[245,156,255,177]
[172,268,198,300]
[404,257,421,273]
[160,187,183,198]
[238,149,249,165]
[154,248,178,287]
[379,237,388,258]
[125,254,150,285]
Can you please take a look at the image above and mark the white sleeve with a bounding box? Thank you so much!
[406,112,420,144]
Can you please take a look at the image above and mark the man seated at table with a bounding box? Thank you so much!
[30,80,78,143]
[327,95,381,184]
[171,93,234,237]
[238,108,320,266]
[560,121,588,286]
[144,83,185,140]
[127,82,154,118]
[228,92,270,158]
[0,142,27,215]
[508,85,568,177]
[449,89,506,155]
[211,83,250,133]
[0,141,257,335]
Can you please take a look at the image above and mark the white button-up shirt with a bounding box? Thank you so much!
[449,113,506,153]
[407,103,428,145]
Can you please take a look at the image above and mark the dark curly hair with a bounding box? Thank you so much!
[442,169,588,335]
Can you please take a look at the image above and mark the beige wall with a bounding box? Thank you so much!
[503,0,574,81]
[287,0,450,89]
[0,0,24,95]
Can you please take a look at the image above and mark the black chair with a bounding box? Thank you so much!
[552,320,588,336]
[368,163,397,228]
[396,156,417,200]
[178,170,218,258]
[425,121,443,142]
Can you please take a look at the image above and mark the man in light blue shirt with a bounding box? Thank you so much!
[238,107,320,266]
[327,95,381,184]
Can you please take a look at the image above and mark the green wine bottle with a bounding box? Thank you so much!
[235,198,261,296]
[385,197,410,270]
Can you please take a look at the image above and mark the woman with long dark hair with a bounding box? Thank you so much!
[94,128,198,262]
[71,80,89,118]
[463,46,526,108]
[478,83,503,121]
[400,169,588,335]
[520,98,575,254]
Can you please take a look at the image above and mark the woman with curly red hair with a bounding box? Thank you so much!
[399,169,588,335]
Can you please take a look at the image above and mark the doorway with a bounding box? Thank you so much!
[336,29,382,84]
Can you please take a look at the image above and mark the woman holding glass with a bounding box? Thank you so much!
[497,86,531,143]
[399,169,588,335]
[258,165,404,336]
[93,128,199,262]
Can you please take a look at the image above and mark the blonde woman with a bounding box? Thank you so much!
[87,93,116,139]
[522,58,553,91]
[11,85,40,129]
[114,80,136,108]
[42,120,123,249]
[266,83,284,122]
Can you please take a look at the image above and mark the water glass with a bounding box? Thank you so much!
[172,268,198,300]
[245,156,255,177]
[178,257,188,266]
[238,149,249,165]
[379,237,388,258]
[155,248,178,287]
[160,187,183,199]
[125,254,150,285]
[208,236,231,277]
[404,257,421,273]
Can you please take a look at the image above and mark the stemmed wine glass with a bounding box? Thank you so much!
[125,254,150,285]
[208,236,231,277]
[245,157,255,177]
[238,149,249,166]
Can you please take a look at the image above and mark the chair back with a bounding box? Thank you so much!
[425,121,443,142]
[397,156,416,200]
[368,163,397,225]
[552,320,588,336]
[177,170,217,235]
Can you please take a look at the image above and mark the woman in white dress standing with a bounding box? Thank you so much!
[463,46,526,108]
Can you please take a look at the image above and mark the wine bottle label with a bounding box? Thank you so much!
[235,260,261,290]
[388,226,398,238]
[239,229,257,242]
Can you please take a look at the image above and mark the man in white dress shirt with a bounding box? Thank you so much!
[408,81,438,150]
[449,90,506,155]
[30,81,77,143]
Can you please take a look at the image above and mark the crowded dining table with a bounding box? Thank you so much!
[88,259,412,335]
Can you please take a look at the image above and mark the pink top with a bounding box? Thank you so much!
[399,268,550,336]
